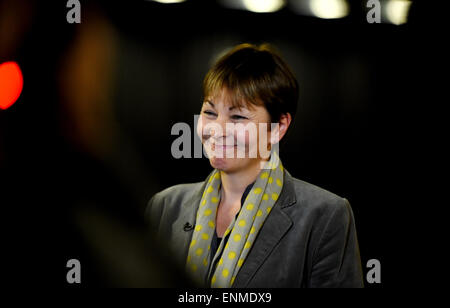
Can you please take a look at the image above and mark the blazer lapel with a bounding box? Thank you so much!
[233,170,297,288]
[170,174,211,266]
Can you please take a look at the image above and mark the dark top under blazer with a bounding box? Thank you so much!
[146,169,364,288]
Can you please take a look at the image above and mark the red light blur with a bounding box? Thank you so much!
[0,61,24,110]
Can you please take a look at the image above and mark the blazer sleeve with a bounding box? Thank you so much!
[145,192,165,234]
[309,198,364,288]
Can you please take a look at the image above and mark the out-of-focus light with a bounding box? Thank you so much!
[385,0,411,25]
[0,61,23,110]
[309,0,349,19]
[242,0,285,13]
[150,0,186,4]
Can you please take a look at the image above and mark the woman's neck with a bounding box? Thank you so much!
[219,158,266,205]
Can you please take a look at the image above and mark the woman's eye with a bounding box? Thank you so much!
[231,115,248,120]
[203,110,217,116]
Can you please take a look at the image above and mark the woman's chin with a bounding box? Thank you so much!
[209,157,229,170]
[209,156,252,173]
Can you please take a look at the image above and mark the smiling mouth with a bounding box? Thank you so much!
[204,139,237,147]
[213,144,236,148]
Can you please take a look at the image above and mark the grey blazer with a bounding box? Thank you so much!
[146,170,364,288]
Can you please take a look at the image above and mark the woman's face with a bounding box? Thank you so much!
[197,88,275,174]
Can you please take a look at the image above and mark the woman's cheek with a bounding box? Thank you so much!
[196,115,203,140]
[197,115,213,143]
[232,126,245,152]
[234,125,254,158]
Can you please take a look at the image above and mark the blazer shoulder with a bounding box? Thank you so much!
[154,182,203,201]
[287,174,350,217]
[148,182,203,211]
[145,182,203,224]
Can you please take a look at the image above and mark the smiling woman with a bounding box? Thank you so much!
[147,43,364,288]
[198,93,276,165]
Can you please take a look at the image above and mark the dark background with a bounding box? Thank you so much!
[0,0,433,287]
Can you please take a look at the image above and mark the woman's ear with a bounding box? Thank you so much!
[270,113,292,145]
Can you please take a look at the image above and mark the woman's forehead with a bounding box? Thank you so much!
[205,88,256,111]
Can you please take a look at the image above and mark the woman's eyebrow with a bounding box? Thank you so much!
[204,100,247,112]
[204,100,215,107]
[230,105,250,112]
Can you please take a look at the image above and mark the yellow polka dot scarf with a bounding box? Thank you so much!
[186,152,284,287]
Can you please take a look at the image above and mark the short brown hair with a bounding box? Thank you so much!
[203,43,299,123]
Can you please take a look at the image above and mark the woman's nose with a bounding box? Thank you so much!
[209,117,230,138]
